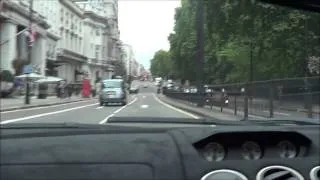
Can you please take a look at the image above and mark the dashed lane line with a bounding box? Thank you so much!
[98,97,138,124]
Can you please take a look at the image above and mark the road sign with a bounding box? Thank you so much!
[23,64,33,74]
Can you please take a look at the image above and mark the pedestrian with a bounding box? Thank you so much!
[59,81,65,99]
[91,83,96,98]
[55,83,60,98]
[67,83,73,98]
[95,80,102,98]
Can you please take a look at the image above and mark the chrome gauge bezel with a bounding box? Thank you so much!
[241,141,263,160]
[200,169,248,180]
[202,142,226,162]
[277,140,298,158]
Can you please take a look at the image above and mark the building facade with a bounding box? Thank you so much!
[121,43,135,77]
[0,0,50,75]
[1,0,121,84]
[75,0,120,83]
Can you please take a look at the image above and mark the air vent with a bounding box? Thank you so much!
[257,165,304,180]
[310,166,320,180]
[201,169,248,180]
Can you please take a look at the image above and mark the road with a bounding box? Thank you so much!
[0,81,199,125]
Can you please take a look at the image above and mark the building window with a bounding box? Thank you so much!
[95,45,100,59]
[91,44,94,57]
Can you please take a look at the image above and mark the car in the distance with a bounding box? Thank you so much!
[129,85,139,94]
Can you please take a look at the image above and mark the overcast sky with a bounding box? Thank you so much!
[118,0,181,70]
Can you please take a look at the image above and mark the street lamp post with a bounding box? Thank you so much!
[25,0,33,105]
[195,0,205,107]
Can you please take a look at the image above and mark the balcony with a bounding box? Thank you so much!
[56,48,87,63]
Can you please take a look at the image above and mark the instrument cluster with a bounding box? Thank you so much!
[195,132,311,162]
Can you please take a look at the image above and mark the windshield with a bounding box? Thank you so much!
[102,80,122,88]
[0,0,319,126]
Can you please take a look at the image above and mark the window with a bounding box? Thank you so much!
[95,45,100,59]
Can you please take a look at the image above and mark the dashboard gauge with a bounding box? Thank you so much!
[241,141,262,160]
[277,140,297,158]
[202,142,226,162]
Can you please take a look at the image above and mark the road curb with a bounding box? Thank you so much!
[0,98,95,112]
[157,94,240,120]
[278,107,320,114]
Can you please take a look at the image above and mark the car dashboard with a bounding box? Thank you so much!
[0,123,319,180]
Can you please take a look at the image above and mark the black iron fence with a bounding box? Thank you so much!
[163,76,320,120]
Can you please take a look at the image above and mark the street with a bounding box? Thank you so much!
[0,81,199,125]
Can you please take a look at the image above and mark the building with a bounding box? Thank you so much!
[121,43,135,76]
[52,0,87,83]
[1,0,121,85]
[75,0,120,82]
[32,0,60,77]
[0,0,50,75]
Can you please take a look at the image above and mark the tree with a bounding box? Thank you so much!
[150,50,173,79]
[113,60,126,78]
[161,0,320,85]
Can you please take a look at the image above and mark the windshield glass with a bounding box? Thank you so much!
[0,0,319,126]
[102,80,122,88]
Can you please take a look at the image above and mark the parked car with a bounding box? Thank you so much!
[99,79,128,106]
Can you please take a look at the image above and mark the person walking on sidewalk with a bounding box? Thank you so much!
[95,79,102,99]
[55,82,61,98]
[66,83,73,98]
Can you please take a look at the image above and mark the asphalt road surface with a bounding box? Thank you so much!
[0,81,199,125]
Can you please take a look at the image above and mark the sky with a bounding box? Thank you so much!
[118,0,181,70]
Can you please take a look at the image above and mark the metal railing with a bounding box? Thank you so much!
[163,76,320,120]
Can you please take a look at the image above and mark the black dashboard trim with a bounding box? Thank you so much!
[167,131,187,180]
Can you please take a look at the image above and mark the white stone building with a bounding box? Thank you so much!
[121,43,135,77]
[51,0,87,83]
[75,0,120,83]
[1,0,121,84]
[32,0,60,77]
[0,0,50,75]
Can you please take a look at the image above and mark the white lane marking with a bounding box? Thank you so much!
[0,99,95,114]
[141,104,149,108]
[114,105,127,114]
[263,110,290,116]
[0,103,99,124]
[98,97,138,124]
[142,96,146,98]
[99,114,114,124]
[152,94,199,119]
[96,106,103,109]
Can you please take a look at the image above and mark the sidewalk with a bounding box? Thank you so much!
[0,95,94,112]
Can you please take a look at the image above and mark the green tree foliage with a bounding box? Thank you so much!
[153,0,320,84]
[150,50,173,79]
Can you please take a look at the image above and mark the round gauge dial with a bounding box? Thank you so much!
[202,142,226,162]
[277,140,297,158]
[241,141,262,160]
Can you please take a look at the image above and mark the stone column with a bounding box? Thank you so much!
[31,36,46,75]
[0,20,17,73]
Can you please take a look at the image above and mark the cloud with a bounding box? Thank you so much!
[118,0,180,69]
